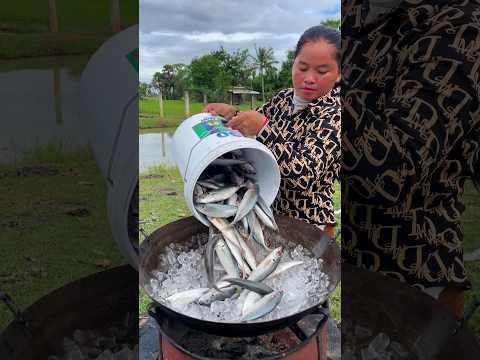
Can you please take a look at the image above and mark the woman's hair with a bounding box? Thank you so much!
[294,25,341,67]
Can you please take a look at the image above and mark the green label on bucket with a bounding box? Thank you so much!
[193,117,242,139]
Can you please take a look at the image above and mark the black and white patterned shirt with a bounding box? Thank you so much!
[256,87,341,227]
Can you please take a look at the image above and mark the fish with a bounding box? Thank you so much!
[254,204,278,231]
[231,184,258,225]
[246,210,270,250]
[209,217,251,277]
[247,247,283,282]
[194,185,204,197]
[205,228,221,290]
[211,158,248,166]
[197,286,237,306]
[196,180,221,190]
[196,186,242,204]
[242,291,262,316]
[256,195,278,230]
[215,239,240,278]
[241,291,283,321]
[228,168,245,186]
[226,193,238,206]
[234,230,257,270]
[166,288,210,306]
[223,278,273,295]
[267,261,304,279]
[239,162,256,175]
[195,203,238,218]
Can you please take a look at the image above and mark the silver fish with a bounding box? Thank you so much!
[194,184,204,197]
[267,261,304,279]
[229,168,245,186]
[254,204,278,231]
[246,210,270,250]
[209,217,251,277]
[196,203,238,218]
[242,291,262,315]
[215,239,240,278]
[197,286,237,306]
[257,195,278,230]
[234,229,257,270]
[166,288,210,306]
[241,291,283,321]
[241,216,249,234]
[205,228,221,290]
[226,193,238,206]
[239,162,256,174]
[197,180,221,190]
[197,186,242,204]
[211,158,248,166]
[231,184,258,225]
[224,278,273,295]
[248,247,283,282]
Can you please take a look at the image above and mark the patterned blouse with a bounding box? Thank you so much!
[342,0,480,289]
[256,87,341,227]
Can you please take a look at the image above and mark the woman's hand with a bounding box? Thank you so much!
[203,103,237,121]
[226,110,267,136]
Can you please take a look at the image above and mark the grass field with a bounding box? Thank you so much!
[138,165,342,321]
[0,145,126,331]
[0,0,138,33]
[139,97,264,129]
[0,1,138,58]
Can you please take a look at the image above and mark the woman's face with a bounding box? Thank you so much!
[292,40,340,101]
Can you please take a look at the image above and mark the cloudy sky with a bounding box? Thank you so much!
[139,0,340,83]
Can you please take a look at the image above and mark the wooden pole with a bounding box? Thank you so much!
[203,93,207,106]
[184,91,190,117]
[159,89,164,118]
[110,0,121,33]
[48,0,58,33]
[54,67,62,124]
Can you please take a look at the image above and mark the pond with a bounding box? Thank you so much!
[0,55,90,165]
[139,128,177,172]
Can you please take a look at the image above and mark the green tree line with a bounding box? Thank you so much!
[139,19,339,103]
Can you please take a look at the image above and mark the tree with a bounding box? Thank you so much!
[277,50,295,89]
[138,82,153,99]
[250,46,278,102]
[321,19,340,29]
[190,54,223,100]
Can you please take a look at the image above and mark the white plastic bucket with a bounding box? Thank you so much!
[172,112,281,227]
[79,25,139,268]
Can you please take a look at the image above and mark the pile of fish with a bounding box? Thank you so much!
[165,151,304,321]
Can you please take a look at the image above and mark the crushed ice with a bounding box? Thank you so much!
[144,234,331,323]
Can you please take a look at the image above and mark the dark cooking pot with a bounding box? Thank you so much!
[342,264,480,359]
[139,215,340,337]
[0,265,137,360]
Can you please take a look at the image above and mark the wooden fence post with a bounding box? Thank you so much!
[110,0,121,33]
[159,89,164,118]
[203,93,208,106]
[185,91,190,117]
[48,0,58,33]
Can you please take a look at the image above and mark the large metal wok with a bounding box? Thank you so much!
[0,265,137,360]
[342,264,480,359]
[139,215,340,337]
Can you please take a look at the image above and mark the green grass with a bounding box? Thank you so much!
[0,146,126,330]
[139,97,265,129]
[462,181,480,336]
[0,1,138,58]
[138,164,342,321]
[0,0,138,33]
[139,165,189,314]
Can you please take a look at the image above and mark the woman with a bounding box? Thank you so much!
[204,26,341,235]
